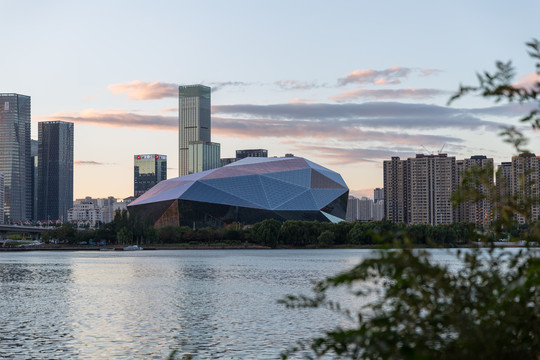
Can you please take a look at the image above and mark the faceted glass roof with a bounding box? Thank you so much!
[130,157,348,219]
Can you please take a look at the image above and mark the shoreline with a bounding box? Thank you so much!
[1,243,537,252]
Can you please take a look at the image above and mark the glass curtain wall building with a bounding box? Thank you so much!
[179,85,211,176]
[128,157,349,228]
[37,121,74,222]
[134,154,167,197]
[188,141,220,174]
[0,94,31,222]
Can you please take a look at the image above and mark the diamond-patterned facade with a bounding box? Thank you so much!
[128,157,349,227]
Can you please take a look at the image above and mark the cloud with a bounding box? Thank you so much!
[212,102,503,130]
[338,66,412,86]
[209,81,251,92]
[419,68,444,77]
[108,81,177,100]
[212,115,462,146]
[288,97,314,104]
[330,88,450,101]
[513,72,540,91]
[274,80,322,90]
[288,144,416,165]
[40,109,176,131]
[75,160,107,166]
[82,94,102,101]
[160,107,178,113]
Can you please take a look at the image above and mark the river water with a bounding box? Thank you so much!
[0,249,491,359]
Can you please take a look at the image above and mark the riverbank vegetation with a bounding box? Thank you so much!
[39,215,538,249]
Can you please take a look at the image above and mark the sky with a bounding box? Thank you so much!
[1,0,539,199]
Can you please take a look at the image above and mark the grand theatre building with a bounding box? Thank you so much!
[128,157,349,228]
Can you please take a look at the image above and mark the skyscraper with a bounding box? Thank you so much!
[134,154,167,197]
[179,85,211,176]
[0,93,31,222]
[37,121,74,222]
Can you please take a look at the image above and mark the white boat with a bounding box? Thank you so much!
[99,247,115,251]
[123,245,143,251]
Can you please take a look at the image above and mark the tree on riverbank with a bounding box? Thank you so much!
[280,39,540,359]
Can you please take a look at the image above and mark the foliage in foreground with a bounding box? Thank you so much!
[280,39,540,359]
[281,246,540,359]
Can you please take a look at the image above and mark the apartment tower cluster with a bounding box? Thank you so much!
[384,154,493,227]
[384,153,540,227]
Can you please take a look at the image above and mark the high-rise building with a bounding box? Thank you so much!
[455,155,494,228]
[383,157,408,223]
[407,154,456,225]
[358,197,374,221]
[373,201,385,221]
[178,85,211,176]
[346,195,359,222]
[384,154,455,226]
[373,187,384,204]
[0,94,31,222]
[236,149,268,159]
[510,154,540,223]
[31,139,38,221]
[37,121,74,222]
[0,171,4,224]
[134,154,167,197]
[188,141,220,174]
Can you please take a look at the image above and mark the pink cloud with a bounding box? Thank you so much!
[330,88,448,101]
[160,107,178,113]
[513,72,540,91]
[108,81,177,100]
[39,109,177,131]
[288,97,314,104]
[211,116,458,146]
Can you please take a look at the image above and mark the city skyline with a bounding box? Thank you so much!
[1,1,539,199]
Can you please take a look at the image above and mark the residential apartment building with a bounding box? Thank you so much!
[384,154,456,226]
[0,172,4,224]
[509,154,540,223]
[383,157,408,223]
[455,156,494,228]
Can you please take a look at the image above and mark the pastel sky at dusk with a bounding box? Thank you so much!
[1,0,539,199]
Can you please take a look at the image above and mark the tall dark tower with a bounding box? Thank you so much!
[0,93,31,222]
[37,121,74,222]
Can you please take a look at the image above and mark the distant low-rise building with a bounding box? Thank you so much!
[68,200,103,227]
[68,197,128,226]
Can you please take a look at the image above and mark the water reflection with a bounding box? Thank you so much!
[0,249,415,359]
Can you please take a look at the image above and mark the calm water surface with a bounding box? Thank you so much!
[0,249,474,359]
